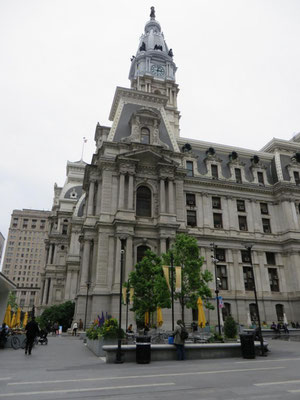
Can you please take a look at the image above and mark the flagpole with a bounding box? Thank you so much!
[81,137,87,160]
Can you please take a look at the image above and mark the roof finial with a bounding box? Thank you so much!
[150,6,155,20]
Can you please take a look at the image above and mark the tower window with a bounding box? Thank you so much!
[266,252,276,265]
[186,161,194,177]
[237,200,245,212]
[187,210,197,227]
[137,245,150,263]
[186,193,196,206]
[212,197,221,209]
[294,171,300,184]
[136,186,152,217]
[260,203,269,215]
[268,268,279,292]
[238,216,248,231]
[243,267,254,291]
[216,265,228,290]
[141,127,150,144]
[262,218,271,233]
[213,213,223,229]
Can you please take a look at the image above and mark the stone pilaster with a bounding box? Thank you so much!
[87,181,95,216]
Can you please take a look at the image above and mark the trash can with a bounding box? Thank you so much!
[136,336,151,364]
[240,334,256,359]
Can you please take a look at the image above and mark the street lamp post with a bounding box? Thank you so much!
[116,237,126,364]
[84,281,91,331]
[245,244,266,356]
[170,252,175,331]
[125,286,130,332]
[211,243,222,336]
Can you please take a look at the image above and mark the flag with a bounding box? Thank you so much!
[122,287,127,304]
[219,296,224,308]
[129,288,134,304]
[157,307,163,327]
[144,311,149,325]
[162,266,170,289]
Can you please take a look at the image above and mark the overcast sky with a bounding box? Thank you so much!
[1,0,300,251]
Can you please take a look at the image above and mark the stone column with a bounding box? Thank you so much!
[87,181,95,215]
[42,278,49,305]
[47,246,52,264]
[202,194,210,227]
[113,238,122,289]
[118,174,125,209]
[227,197,236,230]
[168,179,175,214]
[160,179,166,213]
[125,236,133,280]
[95,180,102,215]
[250,200,260,232]
[160,238,167,255]
[80,239,91,287]
[48,278,54,305]
[128,174,134,210]
[64,271,72,300]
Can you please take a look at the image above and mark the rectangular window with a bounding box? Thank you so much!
[262,218,271,233]
[216,248,226,262]
[266,252,276,265]
[187,210,197,227]
[268,268,279,292]
[186,161,194,177]
[186,193,196,206]
[237,200,245,212]
[243,267,254,290]
[212,196,221,209]
[257,171,264,185]
[211,164,218,179]
[238,215,248,231]
[241,250,251,263]
[213,213,223,229]
[294,171,300,184]
[235,168,242,183]
[216,265,228,290]
[260,203,269,215]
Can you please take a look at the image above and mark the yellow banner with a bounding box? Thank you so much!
[175,266,181,292]
[162,266,170,289]
[122,287,127,304]
[129,288,134,304]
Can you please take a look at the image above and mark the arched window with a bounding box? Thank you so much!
[222,303,231,321]
[136,186,152,217]
[141,127,150,144]
[276,304,284,322]
[249,303,258,322]
[137,245,151,263]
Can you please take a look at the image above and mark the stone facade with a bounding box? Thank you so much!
[43,8,300,328]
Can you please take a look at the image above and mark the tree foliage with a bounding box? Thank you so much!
[7,291,18,312]
[38,301,75,332]
[129,250,171,325]
[224,315,238,338]
[162,234,213,322]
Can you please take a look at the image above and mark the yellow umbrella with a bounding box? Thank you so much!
[3,304,11,327]
[144,311,149,326]
[23,312,28,328]
[16,308,21,327]
[11,313,16,328]
[157,307,163,327]
[197,297,206,328]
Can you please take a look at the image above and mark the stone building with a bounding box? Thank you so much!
[46,8,300,327]
[39,159,86,310]
[1,209,50,311]
[0,232,4,265]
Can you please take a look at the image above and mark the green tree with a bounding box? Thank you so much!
[224,315,238,339]
[162,233,213,323]
[7,291,18,312]
[129,250,171,327]
[38,301,75,332]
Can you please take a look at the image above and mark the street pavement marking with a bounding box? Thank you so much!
[0,382,175,397]
[289,389,300,393]
[236,357,300,364]
[255,379,300,386]
[8,366,284,386]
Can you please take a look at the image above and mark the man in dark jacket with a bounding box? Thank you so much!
[25,316,39,355]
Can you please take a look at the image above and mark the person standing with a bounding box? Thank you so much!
[25,316,39,355]
[173,320,187,361]
[72,321,78,336]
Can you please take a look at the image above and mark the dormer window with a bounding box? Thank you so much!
[294,171,300,185]
[186,161,194,177]
[257,171,264,185]
[211,164,218,179]
[141,127,150,144]
[235,168,242,183]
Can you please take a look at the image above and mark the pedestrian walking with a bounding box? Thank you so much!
[72,321,78,336]
[173,320,188,361]
[25,316,40,355]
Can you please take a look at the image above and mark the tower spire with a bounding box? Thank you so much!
[150,6,155,20]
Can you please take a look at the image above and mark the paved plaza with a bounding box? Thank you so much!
[1,335,300,399]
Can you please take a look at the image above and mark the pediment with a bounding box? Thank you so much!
[118,148,178,167]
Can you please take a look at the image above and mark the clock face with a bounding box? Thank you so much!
[151,64,165,77]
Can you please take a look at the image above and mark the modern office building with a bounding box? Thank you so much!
[1,209,50,311]
[42,7,300,328]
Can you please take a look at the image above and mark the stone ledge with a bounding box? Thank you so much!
[102,342,264,363]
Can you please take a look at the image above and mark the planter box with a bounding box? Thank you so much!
[86,337,117,357]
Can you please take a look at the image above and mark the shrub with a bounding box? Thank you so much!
[224,315,238,339]
[39,301,75,332]
[86,318,125,340]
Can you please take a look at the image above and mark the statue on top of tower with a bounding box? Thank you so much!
[150,6,155,19]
